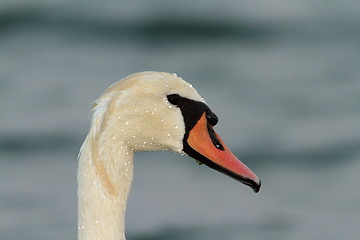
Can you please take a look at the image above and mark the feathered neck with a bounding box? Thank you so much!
[78,101,135,240]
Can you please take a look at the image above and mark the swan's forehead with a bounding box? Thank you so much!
[113,71,204,103]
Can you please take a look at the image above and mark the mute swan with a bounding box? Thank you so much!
[78,71,260,240]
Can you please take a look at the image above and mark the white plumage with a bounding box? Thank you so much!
[78,72,204,240]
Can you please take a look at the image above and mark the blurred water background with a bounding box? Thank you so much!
[1,0,359,240]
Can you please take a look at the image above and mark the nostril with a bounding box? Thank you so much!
[206,112,218,126]
[207,125,224,150]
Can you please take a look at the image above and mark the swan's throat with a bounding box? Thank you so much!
[78,137,134,240]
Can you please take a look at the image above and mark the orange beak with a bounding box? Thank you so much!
[186,113,261,192]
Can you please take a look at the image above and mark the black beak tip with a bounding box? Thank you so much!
[239,177,261,193]
[252,180,261,193]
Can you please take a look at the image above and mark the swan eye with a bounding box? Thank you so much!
[167,94,181,105]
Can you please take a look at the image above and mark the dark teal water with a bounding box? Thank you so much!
[1,1,360,239]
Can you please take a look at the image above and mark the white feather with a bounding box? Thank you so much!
[78,71,203,240]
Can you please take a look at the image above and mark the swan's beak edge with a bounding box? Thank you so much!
[186,114,261,193]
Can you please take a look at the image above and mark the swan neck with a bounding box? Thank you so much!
[78,136,134,240]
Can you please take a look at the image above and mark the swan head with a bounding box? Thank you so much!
[92,71,260,192]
